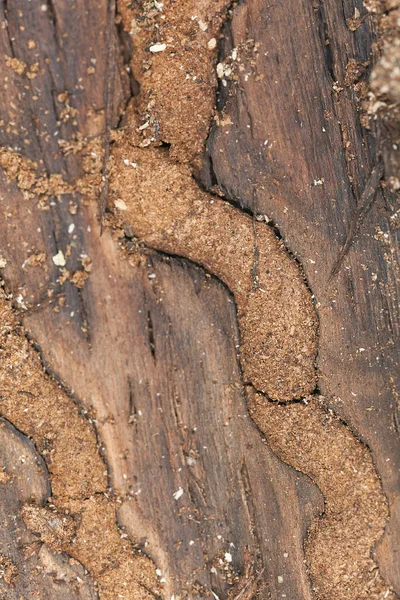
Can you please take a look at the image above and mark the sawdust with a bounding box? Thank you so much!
[70,269,89,289]
[110,1,318,401]
[0,554,18,585]
[21,504,77,553]
[118,0,231,164]
[0,143,102,204]
[23,496,160,600]
[0,293,106,499]
[0,291,159,599]
[344,58,368,87]
[0,0,396,598]
[248,391,395,600]
[364,0,400,190]
[108,136,317,400]
[4,55,27,76]
[0,467,10,484]
[106,12,396,599]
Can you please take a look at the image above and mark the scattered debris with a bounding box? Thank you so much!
[0,468,10,484]
[52,250,66,267]
[0,555,18,585]
[114,199,128,211]
[149,43,167,53]
[4,55,27,75]
[173,487,184,500]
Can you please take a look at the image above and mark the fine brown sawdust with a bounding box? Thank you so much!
[118,0,231,164]
[248,391,395,600]
[0,142,102,205]
[4,55,27,76]
[108,136,317,400]
[0,0,396,597]
[0,294,106,499]
[22,495,160,600]
[107,12,396,598]
[0,554,18,585]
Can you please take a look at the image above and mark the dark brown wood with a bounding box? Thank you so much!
[204,0,400,591]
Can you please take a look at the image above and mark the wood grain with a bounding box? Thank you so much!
[0,0,324,598]
[204,0,400,591]
[0,0,398,597]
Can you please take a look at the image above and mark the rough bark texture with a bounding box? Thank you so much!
[0,0,398,599]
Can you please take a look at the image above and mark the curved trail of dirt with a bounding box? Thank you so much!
[108,1,394,596]
[0,118,393,600]
[248,392,393,600]
[108,135,393,600]
[0,135,392,597]
[109,141,317,401]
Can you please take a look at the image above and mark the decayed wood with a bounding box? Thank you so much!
[0,0,398,599]
[0,1,323,598]
[0,417,97,599]
[107,139,393,598]
[0,178,322,597]
[113,255,321,599]
[204,0,400,592]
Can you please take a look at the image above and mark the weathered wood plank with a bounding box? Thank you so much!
[204,0,400,591]
[0,0,398,597]
[0,1,325,598]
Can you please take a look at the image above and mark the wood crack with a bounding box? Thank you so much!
[99,0,116,233]
[329,161,384,279]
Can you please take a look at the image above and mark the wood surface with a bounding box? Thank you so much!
[203,0,400,592]
[0,0,398,598]
[0,1,322,597]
